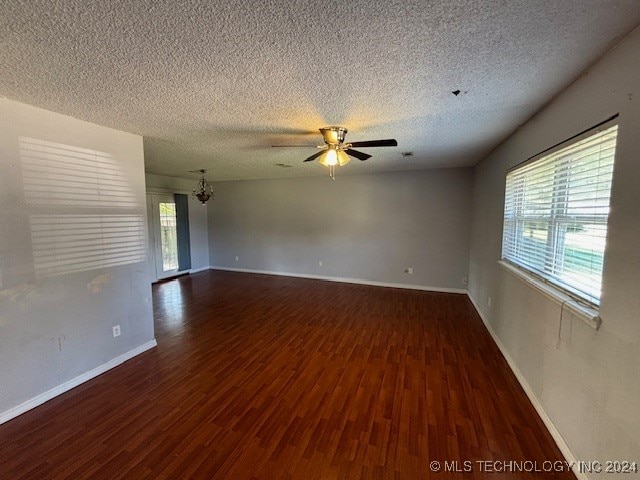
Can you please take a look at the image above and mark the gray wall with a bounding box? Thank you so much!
[145,173,210,273]
[209,168,472,291]
[468,27,640,470]
[0,99,155,416]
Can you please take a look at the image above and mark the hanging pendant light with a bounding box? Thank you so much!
[192,169,214,204]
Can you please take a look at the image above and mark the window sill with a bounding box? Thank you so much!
[497,260,601,330]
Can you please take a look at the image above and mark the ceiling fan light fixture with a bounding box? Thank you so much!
[337,150,350,166]
[318,148,338,167]
[318,147,351,168]
[317,147,351,180]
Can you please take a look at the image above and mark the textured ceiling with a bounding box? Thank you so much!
[1,1,639,181]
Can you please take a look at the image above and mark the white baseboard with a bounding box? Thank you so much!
[210,266,468,294]
[0,339,157,425]
[189,266,210,274]
[466,294,586,480]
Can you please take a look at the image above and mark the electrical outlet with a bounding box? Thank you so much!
[112,325,121,337]
[318,261,323,267]
[462,277,468,285]
[404,267,413,274]
[487,297,492,307]
[234,256,239,262]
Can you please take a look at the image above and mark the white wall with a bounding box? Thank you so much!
[145,173,210,275]
[209,168,472,291]
[0,99,155,419]
[468,27,640,474]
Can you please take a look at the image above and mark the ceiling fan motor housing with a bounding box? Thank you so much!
[320,126,348,145]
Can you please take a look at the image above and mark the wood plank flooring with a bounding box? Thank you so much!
[0,271,575,479]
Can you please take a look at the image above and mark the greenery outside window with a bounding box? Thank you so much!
[502,124,618,306]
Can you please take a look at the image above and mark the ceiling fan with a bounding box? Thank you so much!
[272,126,398,178]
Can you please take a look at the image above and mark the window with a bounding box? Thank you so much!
[502,124,618,306]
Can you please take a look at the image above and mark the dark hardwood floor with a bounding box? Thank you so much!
[0,271,575,479]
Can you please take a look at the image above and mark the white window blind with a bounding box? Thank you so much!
[502,124,618,306]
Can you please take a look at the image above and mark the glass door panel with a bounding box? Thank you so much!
[159,202,178,271]
[150,193,180,280]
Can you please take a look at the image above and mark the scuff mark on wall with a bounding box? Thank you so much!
[0,283,37,303]
[87,274,112,294]
[0,283,38,327]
